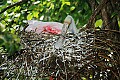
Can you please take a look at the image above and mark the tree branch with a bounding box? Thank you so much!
[86,0,109,29]
[0,0,28,14]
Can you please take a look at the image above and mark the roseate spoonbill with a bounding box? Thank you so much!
[25,20,63,34]
[25,15,77,35]
[25,15,77,49]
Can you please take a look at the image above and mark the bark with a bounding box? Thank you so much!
[86,0,109,28]
[86,0,120,41]
[101,0,119,31]
[86,0,119,31]
[87,0,98,28]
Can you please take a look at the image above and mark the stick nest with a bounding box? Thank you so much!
[0,28,120,80]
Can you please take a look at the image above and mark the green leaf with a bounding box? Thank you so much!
[12,0,19,2]
[50,3,54,9]
[0,35,4,46]
[70,6,75,11]
[95,19,103,27]
[33,11,39,18]
[4,33,13,41]
[111,12,117,18]
[118,20,120,27]
[27,13,33,20]
[60,4,64,11]
[64,2,70,6]
[14,6,21,12]
[7,42,19,56]
[28,5,37,10]
[81,77,87,80]
[43,1,47,5]
[0,0,7,5]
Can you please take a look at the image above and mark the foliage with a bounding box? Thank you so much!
[0,24,21,57]
[95,19,102,27]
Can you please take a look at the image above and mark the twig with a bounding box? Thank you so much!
[95,29,120,34]
[95,38,119,53]
[0,0,28,14]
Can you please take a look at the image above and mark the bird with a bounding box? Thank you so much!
[25,15,77,35]
[3,15,95,80]
[25,20,63,34]
[24,15,78,49]
[54,15,78,49]
[65,15,78,34]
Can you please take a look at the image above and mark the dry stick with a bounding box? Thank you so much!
[0,0,28,14]
[95,29,120,34]
[95,38,119,54]
[86,0,109,29]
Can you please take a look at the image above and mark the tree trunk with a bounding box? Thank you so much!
[101,0,119,31]
[86,0,120,41]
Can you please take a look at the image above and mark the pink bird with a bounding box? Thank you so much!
[25,20,63,34]
[25,15,77,35]
[25,15,78,49]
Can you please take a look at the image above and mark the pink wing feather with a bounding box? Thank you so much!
[25,20,63,34]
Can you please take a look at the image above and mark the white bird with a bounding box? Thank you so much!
[54,15,78,49]
[66,15,78,34]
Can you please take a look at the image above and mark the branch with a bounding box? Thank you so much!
[0,0,28,14]
[86,0,109,28]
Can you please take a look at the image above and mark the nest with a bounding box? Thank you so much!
[0,28,120,80]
